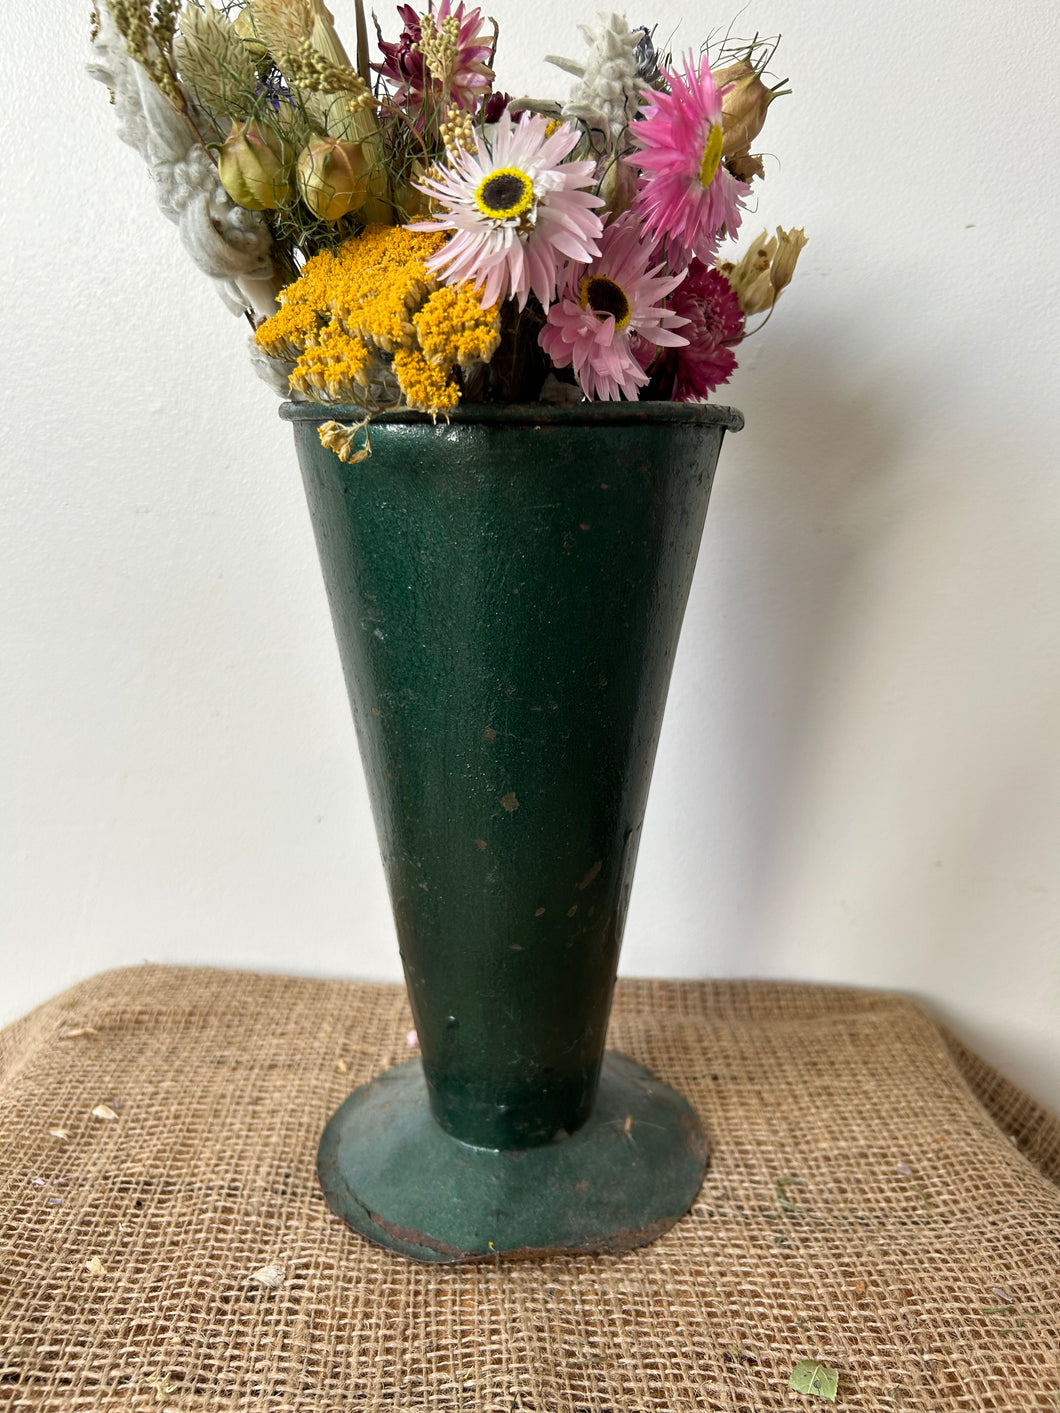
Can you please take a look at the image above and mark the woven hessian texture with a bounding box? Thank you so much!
[2,966,1058,1412]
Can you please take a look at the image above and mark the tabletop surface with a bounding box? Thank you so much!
[1,965,1057,1411]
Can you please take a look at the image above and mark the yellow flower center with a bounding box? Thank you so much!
[474,167,535,221]
[698,123,724,188]
[579,275,631,330]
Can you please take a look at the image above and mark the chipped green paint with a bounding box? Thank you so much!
[283,401,742,1259]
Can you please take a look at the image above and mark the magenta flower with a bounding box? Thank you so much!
[374,0,494,113]
[482,90,512,124]
[655,261,744,401]
[412,112,603,309]
[632,51,749,264]
[539,212,689,402]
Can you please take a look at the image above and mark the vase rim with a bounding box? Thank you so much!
[279,400,744,433]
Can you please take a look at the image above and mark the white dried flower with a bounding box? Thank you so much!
[547,13,644,143]
[87,4,279,321]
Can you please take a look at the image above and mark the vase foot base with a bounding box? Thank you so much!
[317,1051,708,1264]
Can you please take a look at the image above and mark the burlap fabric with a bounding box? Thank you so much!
[2,966,1058,1411]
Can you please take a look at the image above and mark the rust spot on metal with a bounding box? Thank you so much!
[500,792,519,812]
[477,1214,686,1260]
[365,1209,469,1261]
[577,860,602,890]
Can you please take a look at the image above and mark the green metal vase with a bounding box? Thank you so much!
[282,400,743,1262]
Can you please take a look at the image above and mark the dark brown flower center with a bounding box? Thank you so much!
[474,168,534,220]
[580,276,631,329]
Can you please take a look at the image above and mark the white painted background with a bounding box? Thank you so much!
[3,0,1059,1109]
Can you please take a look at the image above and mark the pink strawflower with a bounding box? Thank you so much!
[412,112,604,309]
[539,212,689,402]
[632,51,749,264]
[374,0,494,114]
[655,261,744,401]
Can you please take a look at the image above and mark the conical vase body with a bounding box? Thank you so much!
[284,401,741,1259]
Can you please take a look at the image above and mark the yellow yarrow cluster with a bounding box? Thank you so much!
[254,225,501,418]
[414,283,502,368]
[289,323,372,401]
[392,349,462,417]
[253,301,320,361]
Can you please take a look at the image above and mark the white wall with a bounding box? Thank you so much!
[3,1,1059,1109]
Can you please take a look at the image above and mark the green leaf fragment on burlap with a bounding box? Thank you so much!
[789,1359,839,1401]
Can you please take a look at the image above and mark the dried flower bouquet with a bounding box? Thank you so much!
[89,0,805,459]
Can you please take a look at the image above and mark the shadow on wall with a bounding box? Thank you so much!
[655,321,916,976]
[657,317,1060,1094]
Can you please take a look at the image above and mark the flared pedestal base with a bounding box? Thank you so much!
[318,1051,709,1263]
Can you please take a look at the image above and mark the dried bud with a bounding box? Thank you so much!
[714,60,774,162]
[720,226,808,316]
[727,152,765,183]
[720,230,776,315]
[232,5,270,72]
[297,137,372,222]
[599,158,637,218]
[770,226,808,294]
[218,120,292,211]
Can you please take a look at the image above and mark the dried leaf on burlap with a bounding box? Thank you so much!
[789,1359,840,1400]
[144,1368,179,1401]
[90,1103,118,1120]
[249,1264,285,1287]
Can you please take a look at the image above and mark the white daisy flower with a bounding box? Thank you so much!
[412,111,604,310]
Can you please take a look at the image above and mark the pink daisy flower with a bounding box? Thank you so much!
[655,261,745,401]
[538,212,689,402]
[374,0,494,114]
[412,112,604,309]
[632,51,750,264]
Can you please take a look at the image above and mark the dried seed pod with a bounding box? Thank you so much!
[297,136,372,221]
[218,119,292,211]
[714,60,774,161]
